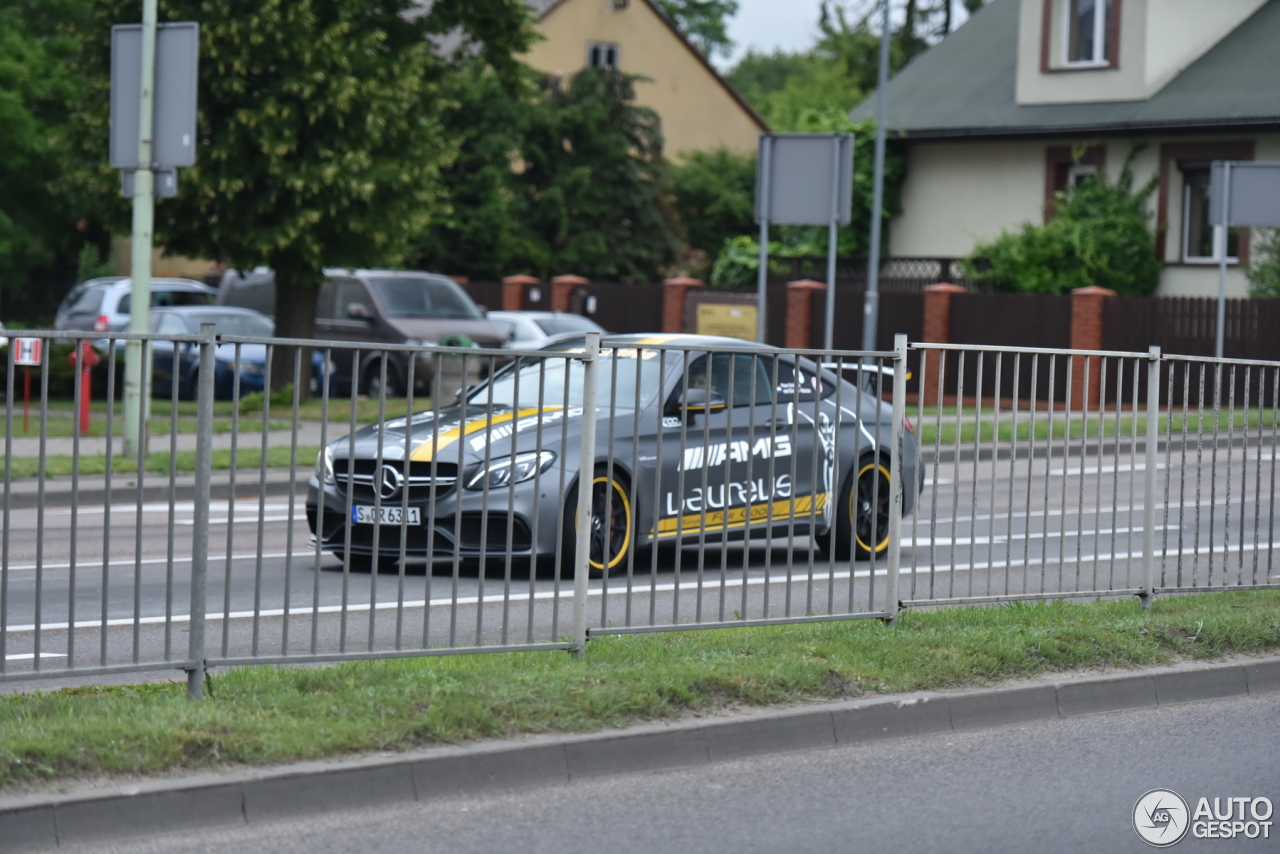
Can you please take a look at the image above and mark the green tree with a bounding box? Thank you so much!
[515,69,679,281]
[63,0,534,390]
[656,0,739,59]
[0,0,86,322]
[669,148,755,271]
[1246,229,1280,298]
[964,150,1161,295]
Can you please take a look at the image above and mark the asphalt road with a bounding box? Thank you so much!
[2,441,1277,680]
[67,691,1280,854]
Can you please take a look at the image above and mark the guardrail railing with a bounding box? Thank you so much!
[2,330,1276,696]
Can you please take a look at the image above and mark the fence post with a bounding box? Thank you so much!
[1141,346,1161,610]
[785,279,825,349]
[885,333,908,624]
[572,331,600,657]
[186,323,215,699]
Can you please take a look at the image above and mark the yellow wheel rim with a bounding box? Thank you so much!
[576,476,632,571]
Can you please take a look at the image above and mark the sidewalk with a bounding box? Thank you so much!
[2,466,312,509]
[4,420,347,458]
[1,654,1275,852]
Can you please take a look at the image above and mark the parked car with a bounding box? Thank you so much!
[55,277,217,334]
[148,306,332,400]
[486,310,607,350]
[307,333,921,572]
[217,268,508,396]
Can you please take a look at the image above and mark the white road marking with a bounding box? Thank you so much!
[3,551,319,573]
[4,653,66,660]
[907,525,1175,547]
[1049,463,1165,476]
[5,540,1278,634]
[47,502,298,516]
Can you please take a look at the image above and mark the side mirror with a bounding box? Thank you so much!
[346,302,373,320]
[677,388,726,414]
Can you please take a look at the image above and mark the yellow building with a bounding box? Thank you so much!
[523,0,768,159]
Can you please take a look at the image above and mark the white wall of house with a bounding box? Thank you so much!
[889,140,1046,258]
[890,131,1280,298]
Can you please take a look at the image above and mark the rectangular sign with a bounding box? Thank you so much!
[13,338,43,366]
[696,303,758,342]
[755,133,854,227]
[110,22,200,169]
[1210,161,1280,227]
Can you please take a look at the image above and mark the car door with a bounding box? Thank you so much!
[314,277,370,394]
[653,352,782,542]
[771,357,839,532]
[149,312,193,397]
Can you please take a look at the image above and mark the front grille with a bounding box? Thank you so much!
[334,459,458,503]
[316,512,533,556]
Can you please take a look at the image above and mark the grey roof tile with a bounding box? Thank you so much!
[850,0,1280,137]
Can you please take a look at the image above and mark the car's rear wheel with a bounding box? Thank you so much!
[559,469,634,578]
[816,457,891,561]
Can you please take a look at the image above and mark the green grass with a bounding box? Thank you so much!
[26,396,433,423]
[6,416,293,438]
[2,590,1279,790]
[912,408,1279,446]
[4,446,323,478]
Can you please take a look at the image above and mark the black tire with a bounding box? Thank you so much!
[816,457,892,561]
[559,470,634,578]
[364,361,402,399]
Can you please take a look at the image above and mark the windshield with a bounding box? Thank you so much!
[535,315,603,335]
[369,277,480,320]
[470,349,664,410]
[203,312,275,337]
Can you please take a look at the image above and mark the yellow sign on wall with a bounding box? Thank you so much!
[696,303,758,341]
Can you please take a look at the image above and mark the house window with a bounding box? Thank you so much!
[1181,168,1239,263]
[1065,163,1097,197]
[1065,0,1112,65]
[586,42,619,70]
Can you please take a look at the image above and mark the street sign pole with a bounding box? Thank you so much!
[863,0,892,353]
[756,135,772,343]
[824,136,839,350]
[1215,161,1231,360]
[123,0,158,463]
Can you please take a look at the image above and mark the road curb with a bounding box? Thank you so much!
[2,655,1277,851]
[2,472,310,510]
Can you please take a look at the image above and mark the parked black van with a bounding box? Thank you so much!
[216,268,509,396]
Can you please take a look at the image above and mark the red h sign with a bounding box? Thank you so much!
[13,338,42,366]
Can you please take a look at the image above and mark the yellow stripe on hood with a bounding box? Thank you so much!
[409,407,561,462]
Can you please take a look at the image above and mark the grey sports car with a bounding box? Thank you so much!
[306,334,920,573]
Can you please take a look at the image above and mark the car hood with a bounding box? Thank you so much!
[328,401,623,468]
[385,318,508,346]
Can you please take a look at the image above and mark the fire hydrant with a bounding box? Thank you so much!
[66,341,99,434]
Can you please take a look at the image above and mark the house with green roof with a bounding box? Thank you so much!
[850,0,1280,297]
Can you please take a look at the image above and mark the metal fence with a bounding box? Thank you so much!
[2,330,1277,696]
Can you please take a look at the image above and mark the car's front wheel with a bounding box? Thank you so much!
[559,469,634,578]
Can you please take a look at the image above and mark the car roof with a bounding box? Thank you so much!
[603,333,775,350]
[152,305,269,317]
[488,310,585,320]
[81,277,216,292]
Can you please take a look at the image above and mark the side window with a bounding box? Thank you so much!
[314,280,335,319]
[774,360,835,403]
[672,353,774,408]
[330,278,371,319]
[66,286,104,315]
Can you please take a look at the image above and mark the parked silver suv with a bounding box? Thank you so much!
[55,277,217,334]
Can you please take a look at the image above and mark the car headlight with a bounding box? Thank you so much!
[318,446,335,485]
[465,451,555,490]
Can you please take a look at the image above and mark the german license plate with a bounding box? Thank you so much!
[352,505,421,526]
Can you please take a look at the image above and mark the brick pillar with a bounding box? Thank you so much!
[1069,285,1116,411]
[921,283,965,405]
[785,279,825,349]
[662,276,702,333]
[551,274,589,313]
[501,275,539,311]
